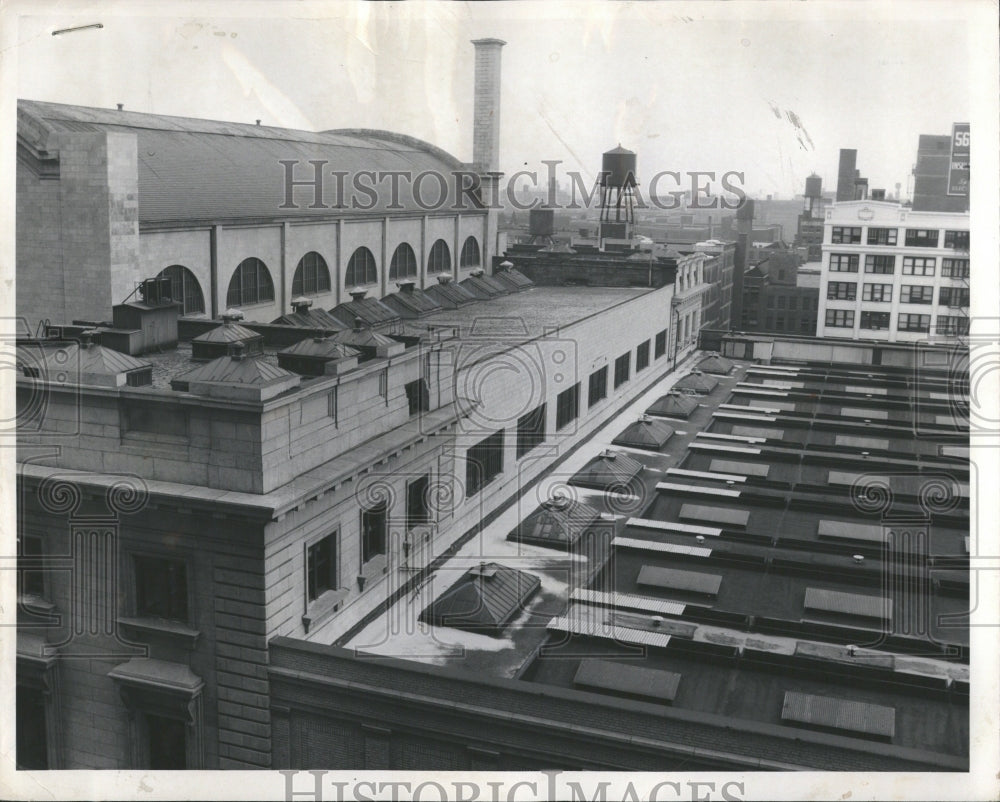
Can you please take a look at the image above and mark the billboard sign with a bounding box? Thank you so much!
[947,122,970,196]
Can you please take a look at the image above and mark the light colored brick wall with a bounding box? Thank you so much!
[139,229,212,311]
[285,221,339,310]
[216,224,283,322]
[16,163,67,328]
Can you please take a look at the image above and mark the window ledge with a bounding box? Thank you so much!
[117,616,201,647]
[18,594,57,623]
[302,588,350,634]
[357,554,388,590]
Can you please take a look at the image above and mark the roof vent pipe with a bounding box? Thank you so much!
[117,103,124,111]
[230,341,246,361]
[353,316,364,332]
[349,290,368,302]
[437,274,452,285]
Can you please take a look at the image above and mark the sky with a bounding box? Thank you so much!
[8,1,976,199]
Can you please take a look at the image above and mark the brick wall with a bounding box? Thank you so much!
[17,491,272,769]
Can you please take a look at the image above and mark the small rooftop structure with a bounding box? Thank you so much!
[673,370,719,394]
[276,336,361,377]
[569,449,644,492]
[507,495,603,550]
[330,318,405,360]
[380,282,444,319]
[424,274,479,308]
[645,391,699,419]
[170,343,300,401]
[420,562,541,634]
[459,272,510,299]
[696,353,735,375]
[611,415,675,450]
[191,311,264,361]
[328,292,401,329]
[492,261,535,291]
[271,298,344,330]
[21,334,153,388]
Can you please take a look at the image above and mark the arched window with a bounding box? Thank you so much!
[427,240,451,274]
[226,258,275,307]
[389,243,418,281]
[291,252,331,296]
[345,247,378,288]
[157,265,205,315]
[460,237,481,268]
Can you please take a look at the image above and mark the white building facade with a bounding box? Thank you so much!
[817,201,969,342]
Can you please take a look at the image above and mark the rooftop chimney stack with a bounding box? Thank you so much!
[471,39,506,173]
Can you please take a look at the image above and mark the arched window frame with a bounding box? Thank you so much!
[388,243,418,281]
[427,240,451,275]
[460,237,481,268]
[291,252,332,296]
[157,265,205,316]
[345,247,378,288]
[226,258,274,308]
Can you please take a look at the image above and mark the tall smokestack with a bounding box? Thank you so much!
[471,38,506,173]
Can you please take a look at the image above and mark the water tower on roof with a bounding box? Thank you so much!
[599,145,638,246]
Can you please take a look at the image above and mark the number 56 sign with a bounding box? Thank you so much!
[948,122,970,196]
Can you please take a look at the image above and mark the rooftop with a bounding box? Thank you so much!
[18,99,472,225]
[340,348,969,763]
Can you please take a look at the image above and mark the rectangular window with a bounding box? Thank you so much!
[944,230,969,250]
[360,503,388,564]
[766,297,775,308]
[307,534,338,603]
[862,283,893,302]
[904,229,939,248]
[465,431,504,497]
[125,402,187,437]
[936,316,970,336]
[405,378,429,416]
[942,258,970,278]
[902,257,936,276]
[588,367,608,408]
[555,383,580,431]
[898,313,931,333]
[16,685,48,769]
[516,404,547,458]
[327,387,338,424]
[866,227,898,246]
[406,474,431,529]
[827,282,857,301]
[800,319,813,333]
[831,226,862,244]
[860,311,891,330]
[635,341,651,372]
[825,309,855,328]
[939,287,970,307]
[775,315,785,330]
[378,368,388,406]
[147,715,187,770]
[134,556,188,622]
[789,297,798,310]
[901,285,934,305]
[864,255,895,274]
[654,330,667,358]
[19,535,44,598]
[777,296,786,309]
[613,353,630,388]
[829,254,859,272]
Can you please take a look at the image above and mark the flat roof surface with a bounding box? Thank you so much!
[341,350,969,760]
[407,286,652,341]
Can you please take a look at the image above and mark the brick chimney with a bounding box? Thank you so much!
[471,38,506,173]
